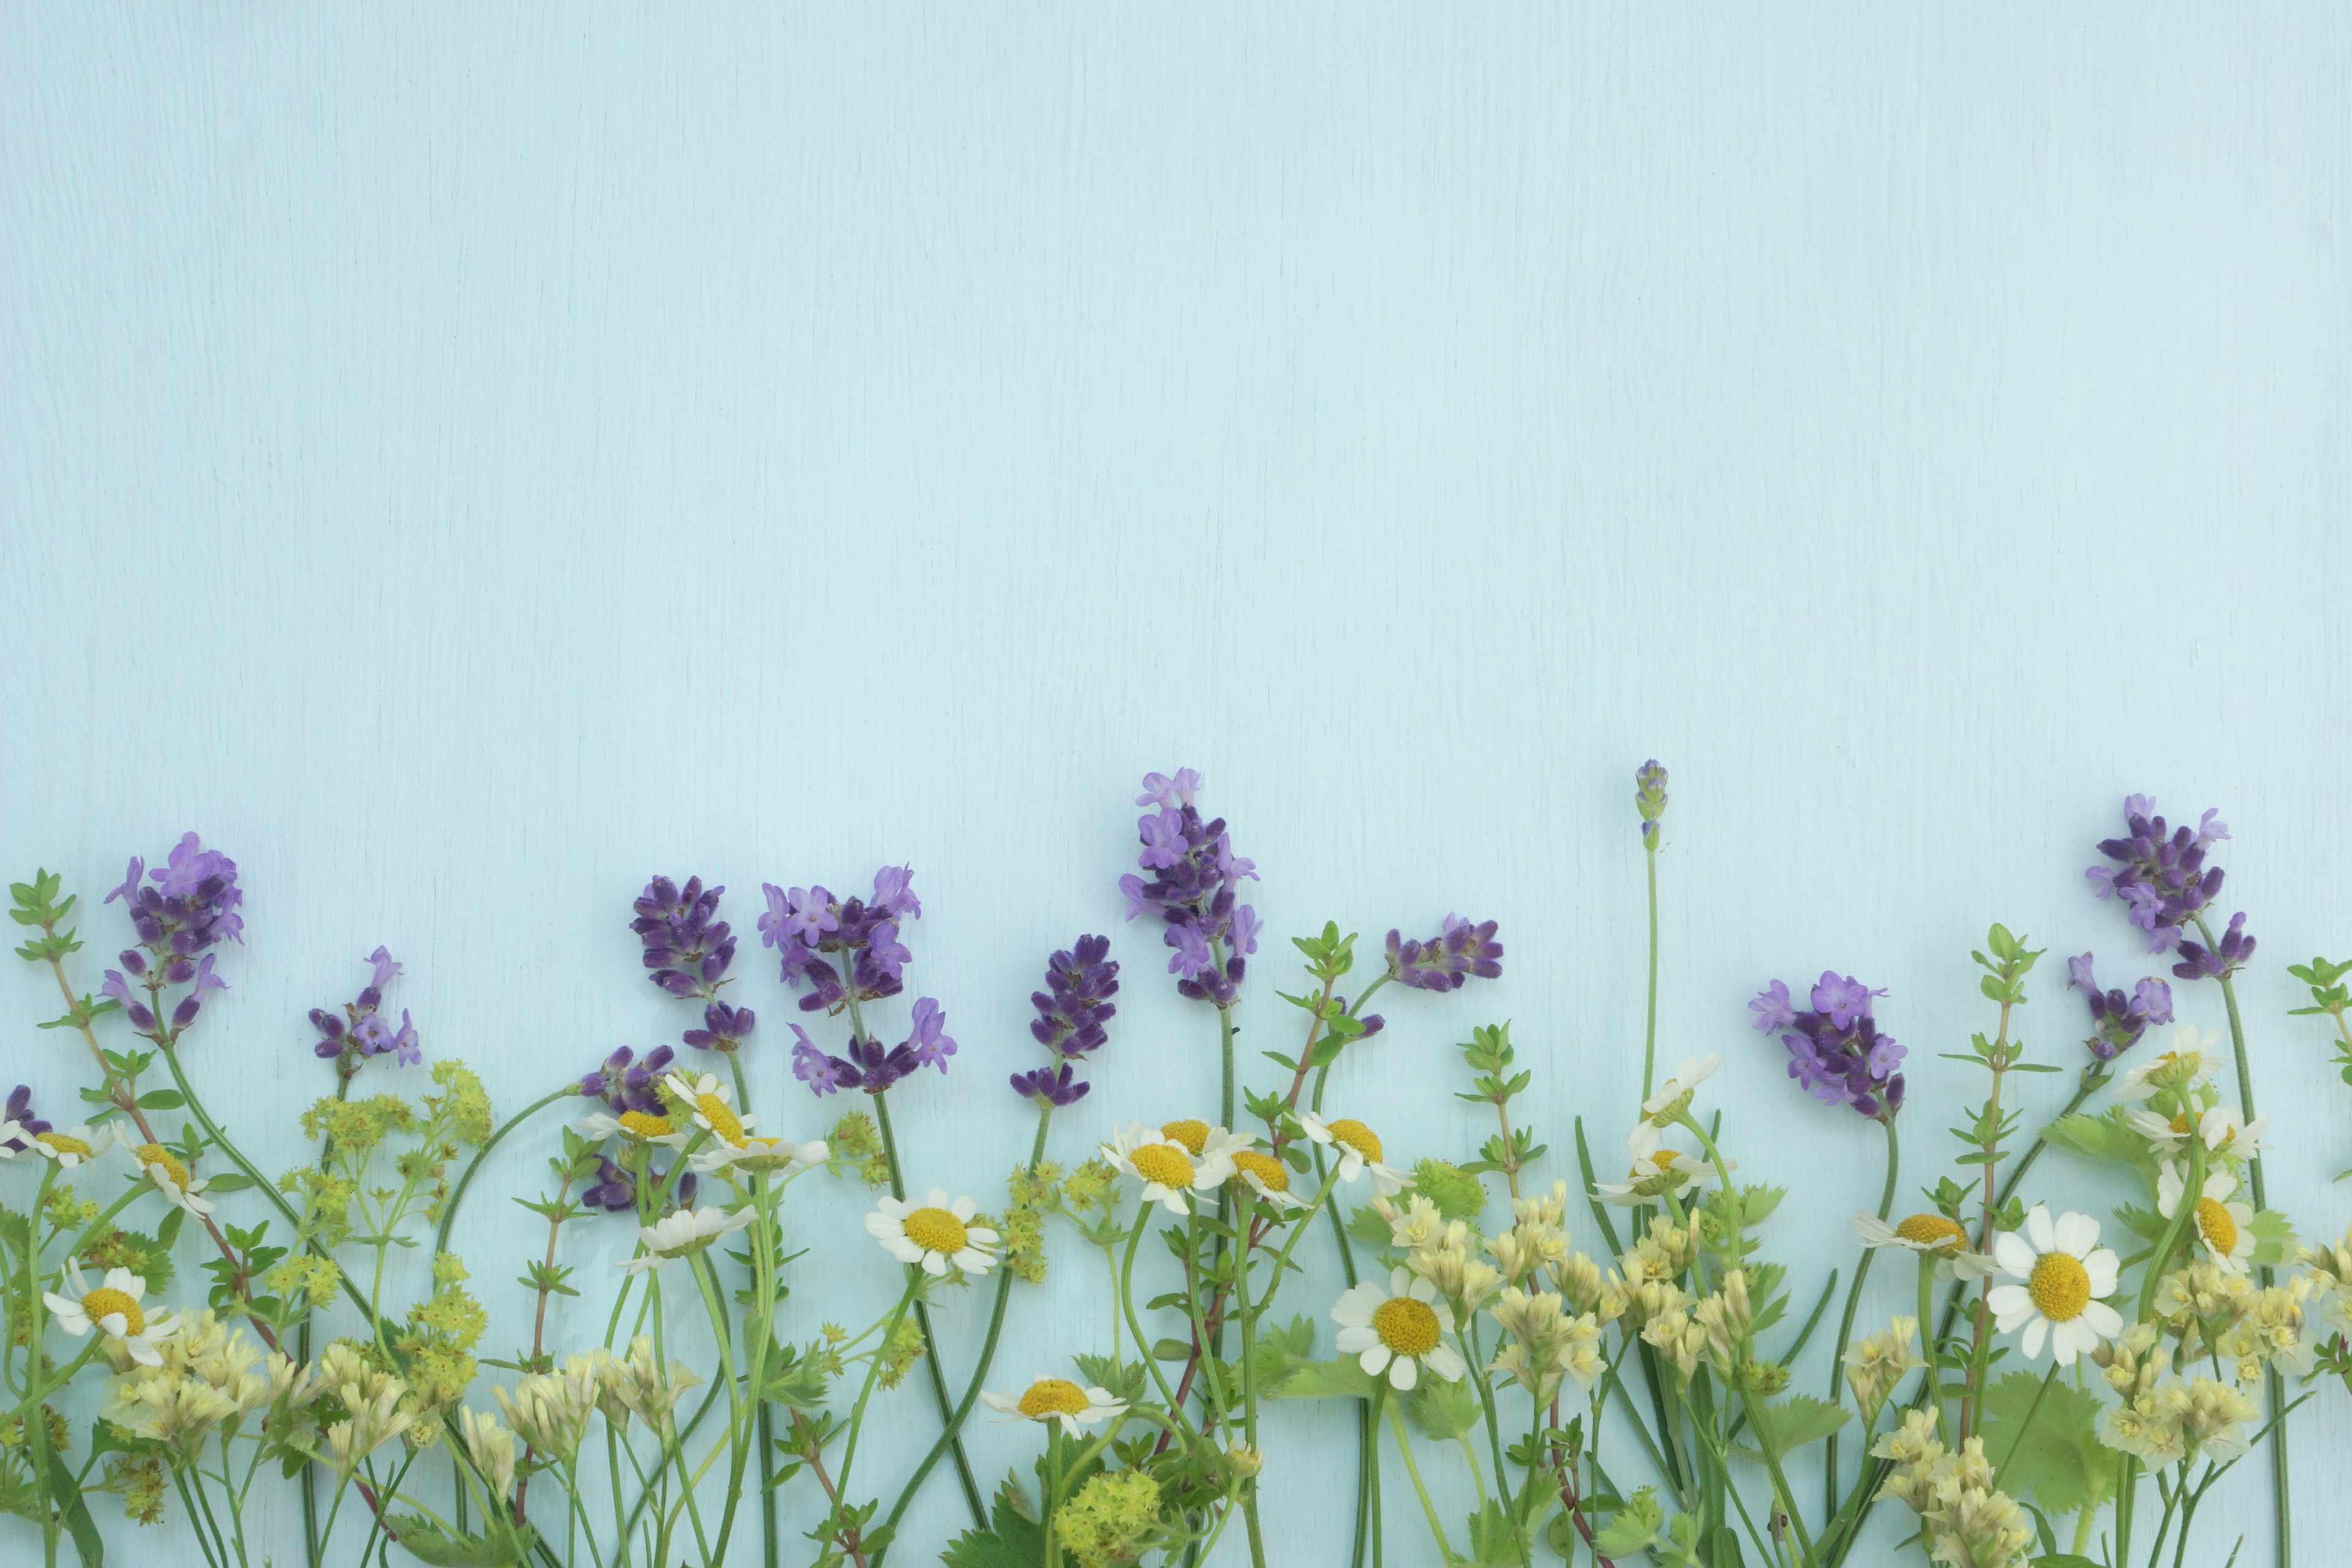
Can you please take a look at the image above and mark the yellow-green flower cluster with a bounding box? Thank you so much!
[827,1110,891,1188]
[1871,1409,2034,1568]
[1055,1468,1164,1568]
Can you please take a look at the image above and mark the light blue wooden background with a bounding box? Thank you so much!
[5,6,2350,1564]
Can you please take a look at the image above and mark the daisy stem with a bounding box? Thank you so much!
[1249,1167,1344,1314]
[1119,1205,1191,1427]
[870,1088,987,1527]
[1913,1254,1942,1433]
[1384,1399,1456,1559]
[726,1057,781,1568]
[834,1273,923,1510]
[2120,1138,2206,1567]
[1822,1116,1899,1518]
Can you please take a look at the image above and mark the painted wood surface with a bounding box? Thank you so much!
[4,6,2348,1562]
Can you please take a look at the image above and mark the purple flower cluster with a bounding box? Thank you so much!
[1749,972,1906,1120]
[579,1044,678,1116]
[581,1155,696,1215]
[2087,796,2233,956]
[2065,955,2174,1062]
[631,875,739,1000]
[756,868,922,1014]
[2,1085,51,1155]
[1117,770,1258,1006]
[790,1005,957,1099]
[2173,911,2255,983]
[1011,934,1121,1106]
[100,833,244,1036]
[1386,916,1504,993]
[1635,760,1669,849]
[306,946,421,1068]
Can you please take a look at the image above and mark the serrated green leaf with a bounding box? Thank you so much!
[1979,1370,2115,1516]
[1265,1356,1376,1401]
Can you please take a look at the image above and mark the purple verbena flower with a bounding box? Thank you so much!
[1755,969,1904,1120]
[2088,796,2231,956]
[1117,771,1256,1007]
[1385,915,1505,993]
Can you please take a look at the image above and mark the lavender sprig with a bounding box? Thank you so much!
[1011,934,1120,1106]
[307,946,421,1069]
[2087,795,2230,954]
[1117,769,1256,1006]
[577,1044,677,1115]
[100,832,243,1038]
[2064,954,2174,1063]
[757,867,922,1014]
[1385,915,1504,993]
[1749,971,1905,1120]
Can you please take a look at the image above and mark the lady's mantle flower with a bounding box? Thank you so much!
[2087,796,2230,956]
[1333,1268,1468,1391]
[1101,1123,1236,1215]
[1386,916,1504,993]
[1750,971,1905,1120]
[1642,1055,1720,1124]
[867,1189,1000,1278]
[979,1376,1128,1436]
[26,1121,113,1169]
[2065,954,2174,1063]
[757,868,922,1012]
[1852,1212,1994,1281]
[1988,1205,2124,1365]
[1298,1114,1409,1196]
[309,947,420,1067]
[45,1261,178,1368]
[2158,1164,2256,1276]
[1117,769,1258,1007]
[132,1143,216,1218]
[619,1206,755,1276]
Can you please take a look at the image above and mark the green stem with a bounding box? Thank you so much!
[1823,1115,1899,1517]
[1384,1400,1455,1559]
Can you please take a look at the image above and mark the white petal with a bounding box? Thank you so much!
[2021,1317,2048,1360]
[2082,1250,2120,1297]
[1389,1355,1419,1391]
[921,1252,948,1278]
[2081,1300,2124,1338]
[1406,1276,1439,1304]
[1388,1267,1413,1295]
[964,1227,1000,1246]
[1332,1285,1381,1327]
[1992,1233,2037,1278]
[951,1196,979,1221]
[1359,1345,1392,1376]
[1336,1326,1379,1355]
[1425,1344,1467,1381]
[126,1336,162,1369]
[2024,1205,2056,1253]
[2053,1211,2098,1259]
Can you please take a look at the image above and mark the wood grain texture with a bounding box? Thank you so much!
[3,6,2348,1561]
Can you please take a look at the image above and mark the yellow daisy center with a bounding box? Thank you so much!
[1159,1119,1211,1155]
[618,1111,674,1140]
[1371,1297,1441,1357]
[902,1207,969,1256]
[1131,1145,1196,1189]
[1327,1118,1384,1163]
[1231,1151,1291,1194]
[81,1287,144,1337]
[134,1144,192,1189]
[2028,1252,2092,1322]
[36,1133,92,1158]
[695,1093,745,1146]
[1894,1214,1967,1251]
[1016,1378,1090,1418]
[2168,1112,2193,1135]
[2196,1197,2239,1257]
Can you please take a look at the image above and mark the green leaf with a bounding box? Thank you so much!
[1464,1500,1529,1567]
[2249,1208,2299,1265]
[47,1443,104,1566]
[2041,1110,2160,1180]
[388,1513,537,1567]
[1406,1374,1482,1441]
[1978,1370,2116,1516]
[1266,1357,1376,1401]
[941,1476,1047,1568]
[135,1089,184,1110]
[1735,1393,1847,1456]
[1589,1488,1663,1556]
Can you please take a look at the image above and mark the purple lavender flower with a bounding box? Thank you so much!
[789,1027,848,1096]
[1752,971,1905,1120]
[2,1085,51,1153]
[1009,1063,1091,1106]
[2173,911,2256,983]
[2087,796,2231,954]
[578,1044,677,1114]
[1115,770,1259,1007]
[631,875,737,999]
[102,969,158,1031]
[1635,760,1669,848]
[2065,953,2175,1062]
[581,1157,638,1213]
[905,997,956,1073]
[870,866,922,920]
[681,1000,756,1054]
[310,948,420,1069]
[170,954,228,1029]
[1031,935,1120,1058]
[758,870,924,1012]
[1385,915,1505,993]
[107,834,246,957]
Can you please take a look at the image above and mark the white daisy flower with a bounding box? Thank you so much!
[1332,1267,1468,1391]
[1986,1205,2124,1366]
[618,1205,755,1276]
[691,1135,827,1178]
[1642,1054,1722,1123]
[2124,1106,2198,1156]
[661,1071,755,1148]
[2112,1028,2224,1102]
[2157,1163,2257,1276]
[978,1376,1128,1436]
[1154,1118,1250,1167]
[129,1142,216,1218]
[1297,1114,1409,1197]
[1595,1122,1718,1207]
[866,1189,999,1278]
[1850,1212,1996,1281]
[2198,1106,2270,1161]
[581,1107,681,1145]
[1101,1122,1234,1215]
[43,1261,177,1368]
[26,1123,113,1169]
[1227,1148,1308,1213]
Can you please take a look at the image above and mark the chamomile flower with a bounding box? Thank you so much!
[690,1134,828,1178]
[1642,1055,1722,1124]
[1987,1205,2124,1366]
[2112,1027,2223,1102]
[1155,1118,1250,1167]
[1101,1123,1233,1215]
[580,1107,679,1144]
[662,1071,755,1148]
[1297,1114,1409,1196]
[1851,1212,1996,1281]
[1229,1149,1308,1213]
[2198,1106,2271,1161]
[130,1142,216,1218]
[979,1376,1128,1436]
[867,1189,998,1278]
[1332,1268,1467,1391]
[2158,1163,2257,1276]
[1596,1123,1714,1207]
[43,1261,177,1368]
[618,1205,755,1276]
[28,1123,112,1169]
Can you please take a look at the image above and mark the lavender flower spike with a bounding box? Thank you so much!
[2087,796,2230,955]
[1118,769,1256,1006]
[1014,935,1121,1106]
[1753,970,1905,1120]
[1635,760,1669,848]
[1385,915,1504,993]
[2173,911,2256,983]
[631,875,737,998]
[2066,953,2174,1063]
[311,948,421,1069]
